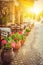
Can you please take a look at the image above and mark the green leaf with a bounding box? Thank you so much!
[4,37,9,42]
[5,43,11,49]
[26,28,31,32]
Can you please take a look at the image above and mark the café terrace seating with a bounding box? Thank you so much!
[0,27,11,40]
[0,27,11,49]
[0,23,29,42]
[0,24,24,48]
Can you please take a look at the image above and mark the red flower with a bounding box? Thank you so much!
[18,31,22,35]
[1,40,7,45]
[14,42,21,50]
[14,37,18,40]
[11,42,15,48]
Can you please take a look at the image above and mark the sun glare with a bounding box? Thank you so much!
[26,6,42,16]
[25,0,43,15]
[31,7,42,15]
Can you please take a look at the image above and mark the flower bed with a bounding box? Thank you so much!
[1,24,34,51]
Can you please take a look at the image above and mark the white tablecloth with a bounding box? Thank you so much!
[0,27,11,33]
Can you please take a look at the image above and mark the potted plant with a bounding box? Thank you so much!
[20,34,25,45]
[25,28,31,36]
[11,32,21,50]
[1,36,15,63]
[29,23,34,29]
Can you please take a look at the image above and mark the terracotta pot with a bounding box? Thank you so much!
[20,40,25,45]
[25,32,29,36]
[14,42,21,50]
[1,48,14,63]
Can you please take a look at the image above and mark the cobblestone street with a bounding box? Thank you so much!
[0,22,43,65]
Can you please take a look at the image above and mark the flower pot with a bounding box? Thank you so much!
[20,40,25,45]
[14,42,21,50]
[25,32,29,36]
[1,48,14,63]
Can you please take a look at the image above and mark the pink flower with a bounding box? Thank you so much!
[18,31,22,35]
[1,40,7,45]
[11,42,15,48]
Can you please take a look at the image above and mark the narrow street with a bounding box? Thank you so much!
[0,22,43,65]
[33,22,43,53]
[12,22,43,65]
[0,0,43,65]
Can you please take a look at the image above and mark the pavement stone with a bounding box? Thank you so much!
[0,22,43,65]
